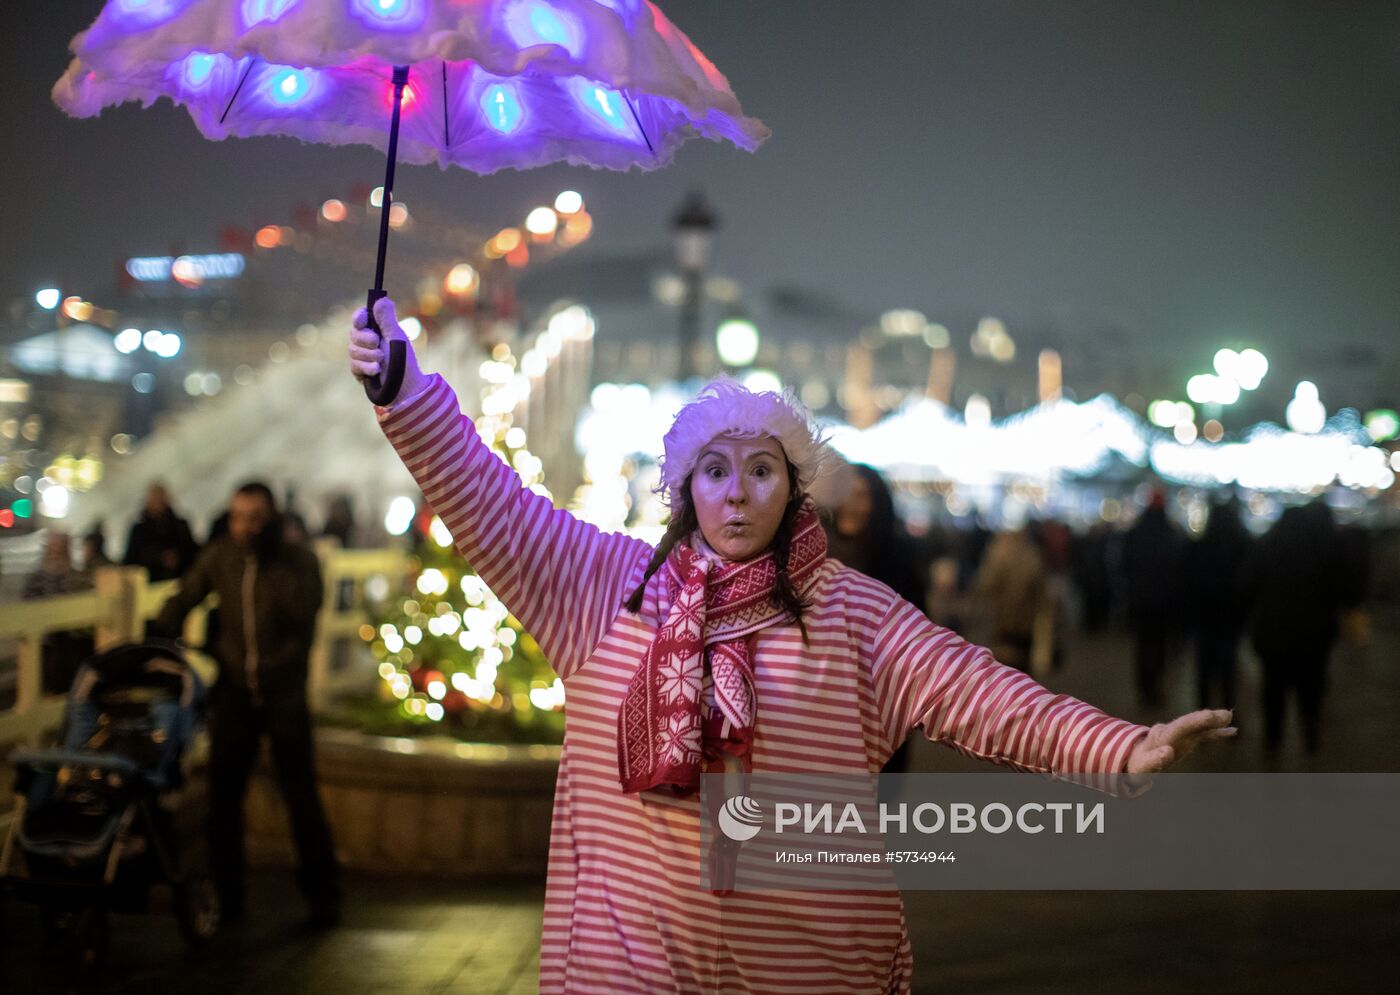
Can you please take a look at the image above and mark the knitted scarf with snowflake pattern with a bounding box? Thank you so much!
[617,507,828,795]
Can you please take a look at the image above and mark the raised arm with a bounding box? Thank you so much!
[870,597,1150,791]
[352,298,651,678]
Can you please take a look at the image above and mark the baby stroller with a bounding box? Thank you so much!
[0,640,220,969]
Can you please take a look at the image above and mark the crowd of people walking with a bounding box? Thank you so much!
[818,472,1372,758]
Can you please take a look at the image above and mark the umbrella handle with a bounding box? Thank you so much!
[362,288,406,405]
[362,67,410,406]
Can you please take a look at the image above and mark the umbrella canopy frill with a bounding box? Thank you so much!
[53,0,768,172]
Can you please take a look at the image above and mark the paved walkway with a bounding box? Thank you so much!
[1,873,545,994]
[3,618,1397,993]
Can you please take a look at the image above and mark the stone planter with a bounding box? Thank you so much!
[245,727,561,877]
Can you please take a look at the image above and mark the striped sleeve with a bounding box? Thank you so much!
[871,597,1150,793]
[375,374,651,678]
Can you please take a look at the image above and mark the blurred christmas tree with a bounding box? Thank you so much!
[340,340,567,744]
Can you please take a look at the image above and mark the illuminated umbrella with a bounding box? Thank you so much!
[53,0,768,403]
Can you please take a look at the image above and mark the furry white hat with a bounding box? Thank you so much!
[658,378,834,510]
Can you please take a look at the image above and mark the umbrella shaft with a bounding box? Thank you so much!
[373,66,411,293]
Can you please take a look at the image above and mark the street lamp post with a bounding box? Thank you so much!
[672,192,717,382]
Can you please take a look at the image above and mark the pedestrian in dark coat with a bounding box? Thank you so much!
[153,480,339,925]
[1243,501,1345,755]
[122,483,199,582]
[1184,498,1252,710]
[1122,492,1186,711]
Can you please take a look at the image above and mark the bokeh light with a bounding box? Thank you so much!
[716,317,760,367]
[114,328,142,354]
[384,496,415,535]
[444,263,478,296]
[525,207,559,238]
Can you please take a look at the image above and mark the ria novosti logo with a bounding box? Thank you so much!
[716,795,764,841]
[717,793,1108,839]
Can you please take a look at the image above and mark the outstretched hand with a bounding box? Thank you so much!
[348,296,426,401]
[1126,708,1237,775]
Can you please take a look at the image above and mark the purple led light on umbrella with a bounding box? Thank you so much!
[110,0,192,27]
[182,52,218,88]
[58,0,770,401]
[169,52,248,99]
[566,77,633,136]
[241,0,298,28]
[348,0,425,31]
[503,0,584,58]
[589,0,628,10]
[480,82,525,135]
[585,0,638,28]
[265,67,318,107]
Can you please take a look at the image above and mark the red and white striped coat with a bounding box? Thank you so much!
[378,375,1150,995]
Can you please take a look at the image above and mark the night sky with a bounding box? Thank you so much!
[3,1,1397,407]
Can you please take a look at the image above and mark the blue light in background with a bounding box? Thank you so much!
[480,82,525,134]
[504,0,584,58]
[567,77,633,135]
[125,254,246,282]
[241,0,298,28]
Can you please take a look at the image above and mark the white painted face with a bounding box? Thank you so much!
[688,434,792,562]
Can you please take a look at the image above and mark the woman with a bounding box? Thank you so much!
[350,298,1234,995]
[826,464,928,613]
[825,463,929,774]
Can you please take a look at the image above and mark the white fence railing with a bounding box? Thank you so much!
[0,539,408,757]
